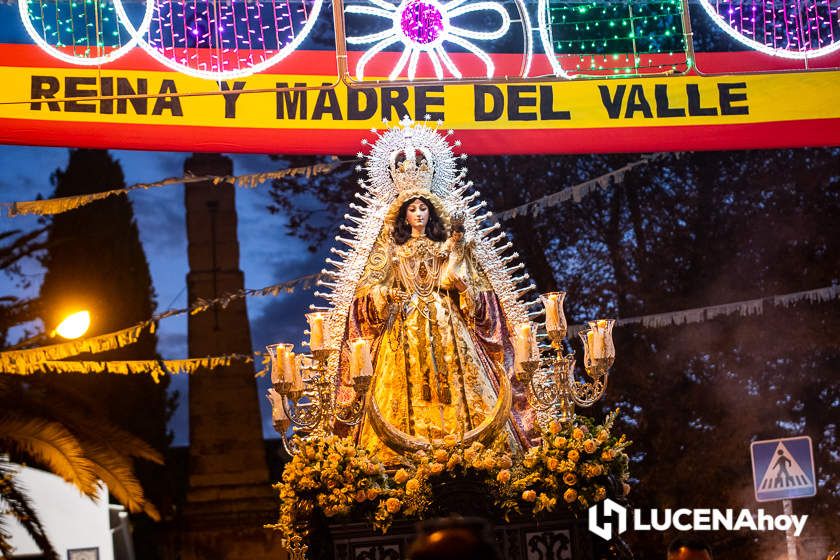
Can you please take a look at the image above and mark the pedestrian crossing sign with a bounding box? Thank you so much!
[750,436,817,502]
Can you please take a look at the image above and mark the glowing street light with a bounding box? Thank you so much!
[54,310,91,340]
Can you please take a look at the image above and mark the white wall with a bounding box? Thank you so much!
[1,465,114,560]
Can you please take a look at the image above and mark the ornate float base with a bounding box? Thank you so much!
[317,513,632,560]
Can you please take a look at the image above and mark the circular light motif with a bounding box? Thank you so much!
[400,0,444,45]
[697,0,840,59]
[18,0,153,66]
[346,0,514,81]
[19,0,323,79]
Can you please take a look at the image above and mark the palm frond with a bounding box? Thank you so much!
[0,463,58,560]
[67,419,163,466]
[0,517,14,559]
[0,416,98,497]
[2,378,163,466]
[80,443,160,521]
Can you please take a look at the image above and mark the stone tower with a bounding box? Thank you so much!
[180,153,284,559]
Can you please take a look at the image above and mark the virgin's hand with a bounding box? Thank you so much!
[389,288,409,302]
[452,275,468,293]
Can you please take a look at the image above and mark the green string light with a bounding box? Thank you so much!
[23,0,127,56]
[548,0,689,77]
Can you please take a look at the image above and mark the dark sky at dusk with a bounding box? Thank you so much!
[0,146,328,445]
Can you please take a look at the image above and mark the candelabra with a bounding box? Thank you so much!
[514,292,616,425]
[266,314,374,453]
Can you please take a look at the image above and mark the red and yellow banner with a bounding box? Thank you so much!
[1,45,839,154]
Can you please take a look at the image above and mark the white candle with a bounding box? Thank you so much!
[350,338,373,379]
[359,340,373,377]
[544,293,561,331]
[270,344,289,384]
[514,323,533,363]
[270,352,282,384]
[308,313,325,350]
[283,350,296,383]
[591,325,605,359]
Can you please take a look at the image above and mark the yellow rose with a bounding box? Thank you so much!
[443,434,459,448]
[572,428,585,440]
[430,463,445,475]
[548,420,561,435]
[463,449,476,462]
[522,490,537,502]
[405,479,420,494]
[366,488,380,500]
[469,441,485,452]
[538,493,557,510]
[595,486,607,501]
[601,450,614,462]
[567,450,580,462]
[553,437,567,449]
[482,458,496,470]
[394,468,410,484]
[498,455,513,469]
[563,473,578,486]
[385,497,401,513]
[434,449,449,463]
[596,430,609,443]
[546,457,559,471]
[328,452,342,464]
[496,469,511,484]
[583,440,597,454]
[563,489,578,503]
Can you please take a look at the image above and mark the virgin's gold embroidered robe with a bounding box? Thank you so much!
[344,234,534,463]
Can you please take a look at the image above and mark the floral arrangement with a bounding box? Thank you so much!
[498,409,631,517]
[269,412,630,547]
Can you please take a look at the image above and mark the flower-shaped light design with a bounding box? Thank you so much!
[346,0,511,80]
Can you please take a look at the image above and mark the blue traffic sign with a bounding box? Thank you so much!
[750,436,817,502]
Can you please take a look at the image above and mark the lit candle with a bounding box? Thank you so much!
[586,330,597,359]
[591,323,605,359]
[308,313,325,350]
[543,292,564,332]
[350,338,373,379]
[514,323,533,363]
[283,350,296,383]
[270,352,282,385]
[269,344,289,384]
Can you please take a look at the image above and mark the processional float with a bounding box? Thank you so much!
[265,117,622,559]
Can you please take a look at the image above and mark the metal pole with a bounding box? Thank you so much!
[782,499,799,560]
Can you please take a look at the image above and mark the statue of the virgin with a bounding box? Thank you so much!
[319,119,538,464]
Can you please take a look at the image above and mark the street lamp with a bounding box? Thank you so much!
[54,310,91,340]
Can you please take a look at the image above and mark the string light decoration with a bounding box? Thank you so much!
[696,0,840,58]
[18,0,322,79]
[18,0,152,65]
[540,0,690,77]
[344,0,531,80]
[136,0,322,79]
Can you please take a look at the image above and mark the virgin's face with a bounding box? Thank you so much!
[406,199,430,231]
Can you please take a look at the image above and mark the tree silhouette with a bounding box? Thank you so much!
[37,149,172,558]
